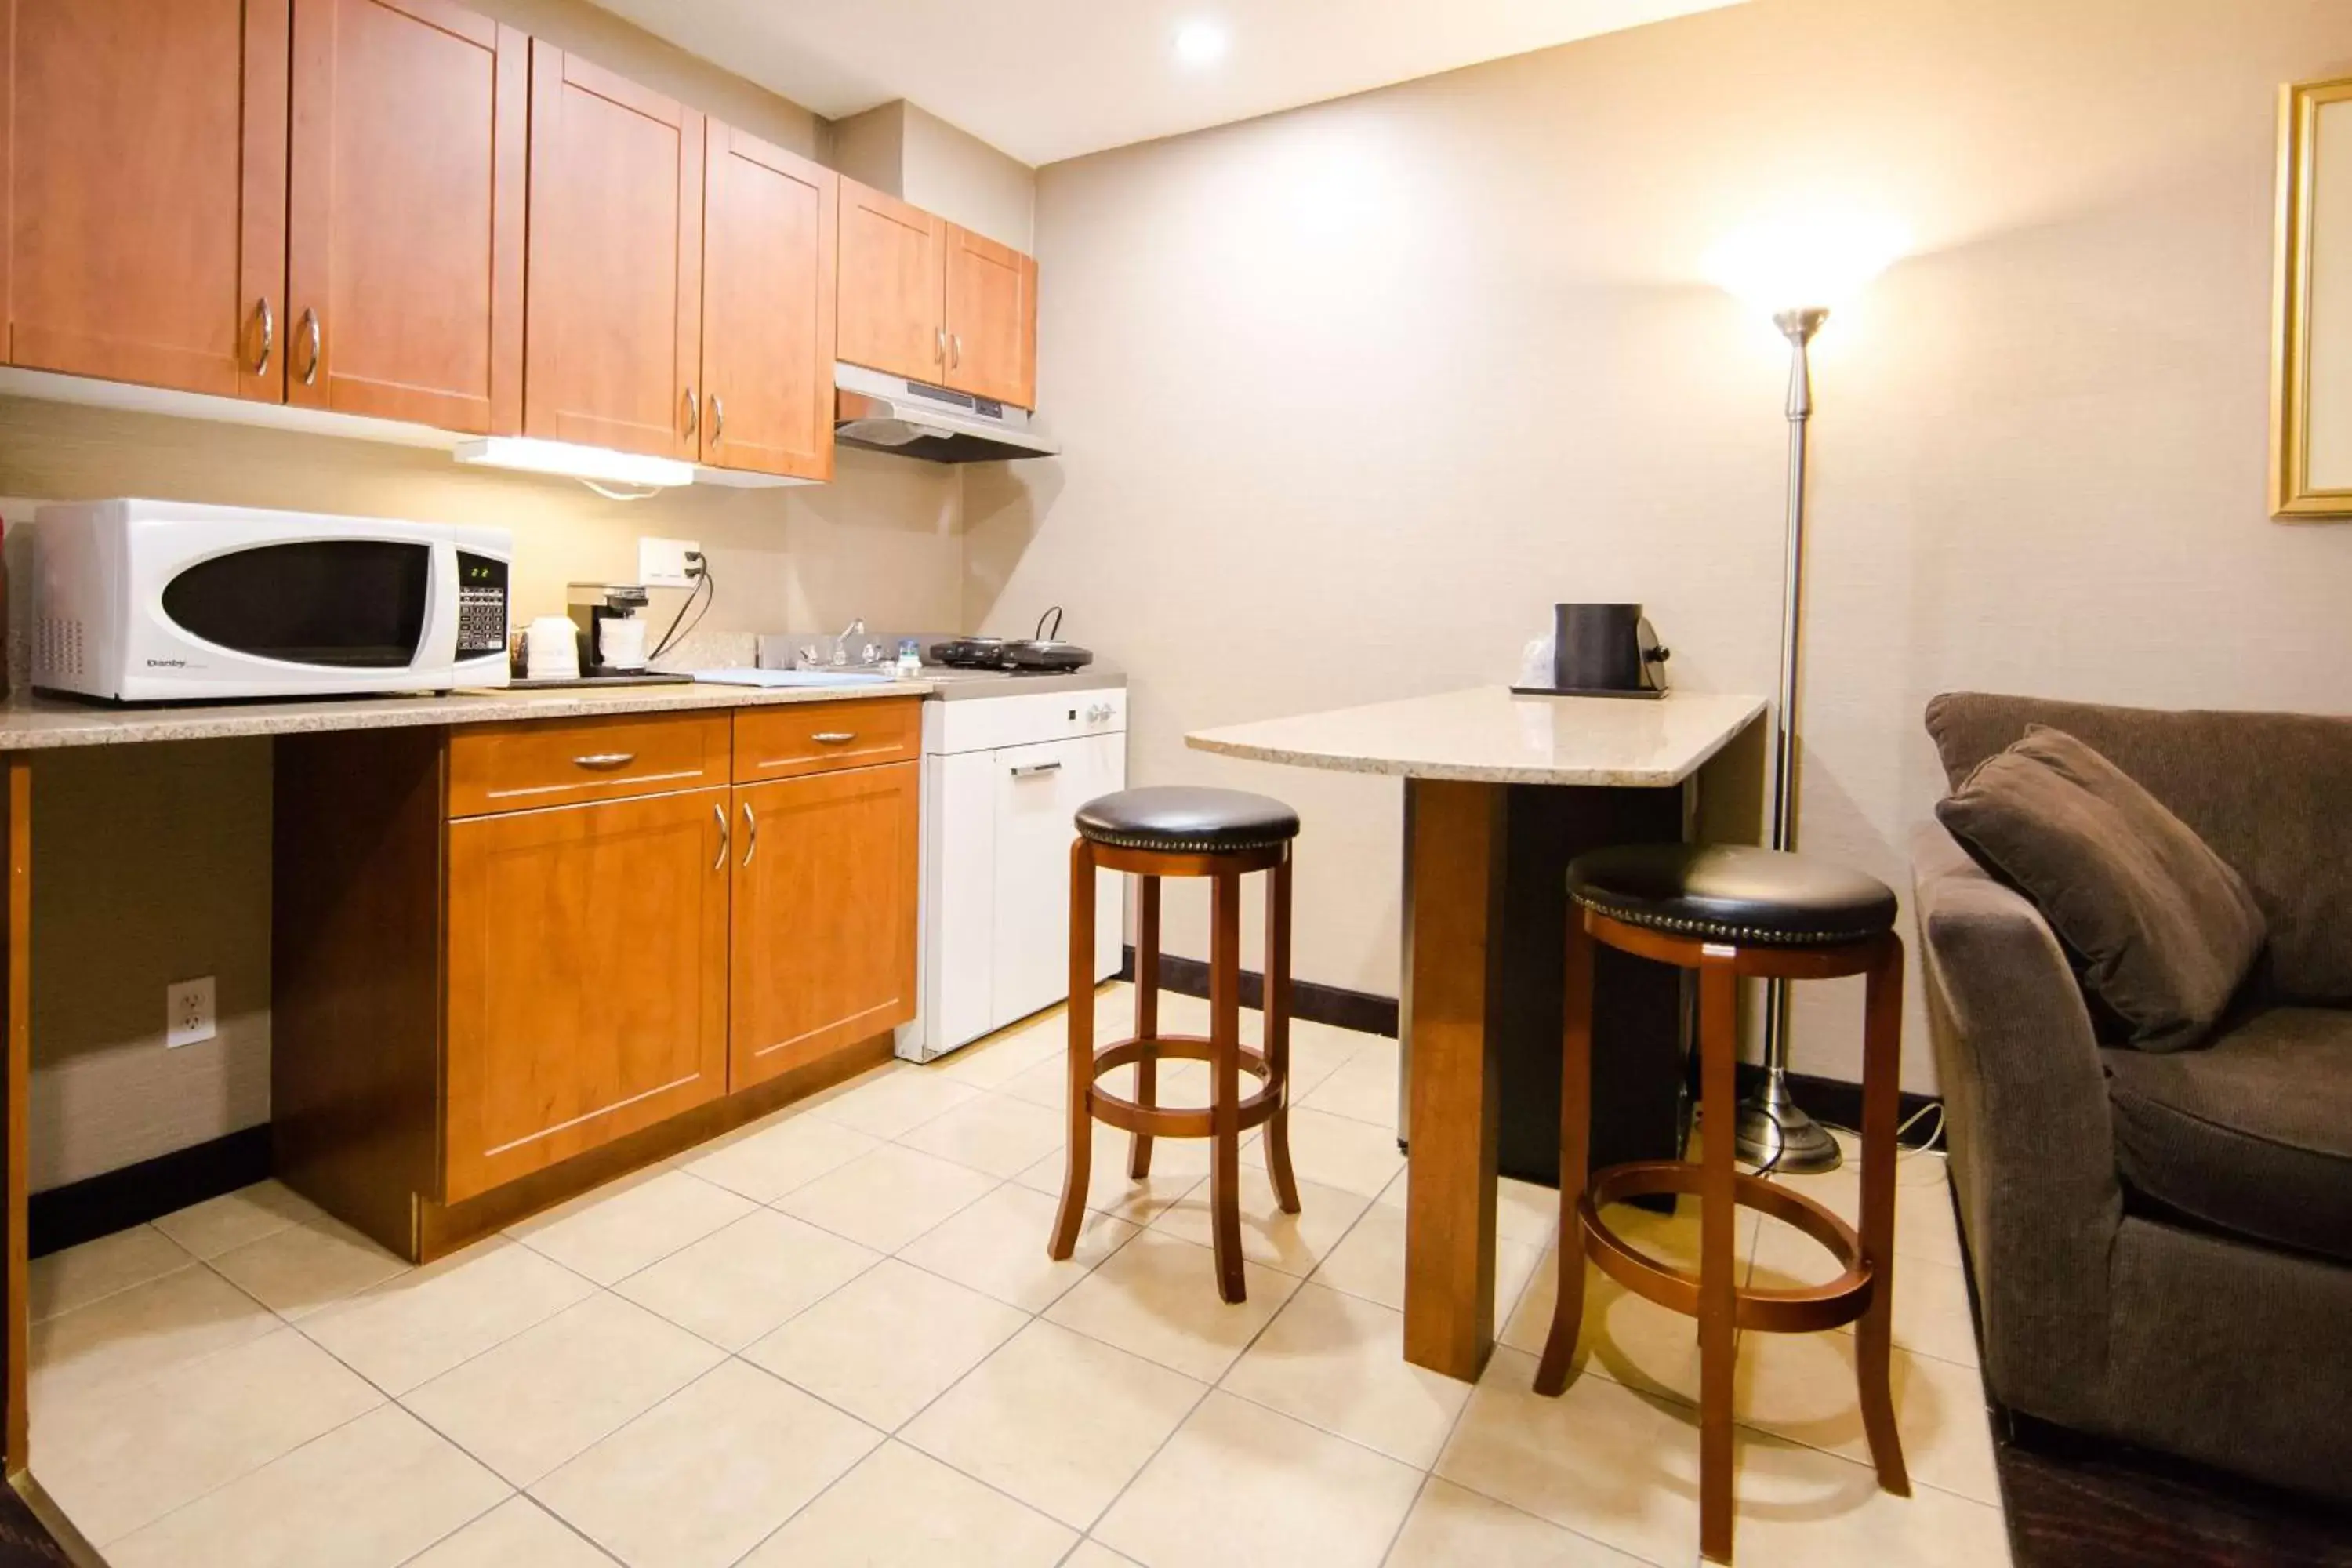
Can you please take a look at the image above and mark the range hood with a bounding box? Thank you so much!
[833,361,1058,463]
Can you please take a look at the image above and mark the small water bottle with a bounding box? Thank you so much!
[895,638,923,679]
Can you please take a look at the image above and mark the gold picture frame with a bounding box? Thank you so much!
[2273,76,2352,519]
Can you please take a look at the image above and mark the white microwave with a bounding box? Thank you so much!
[33,499,513,702]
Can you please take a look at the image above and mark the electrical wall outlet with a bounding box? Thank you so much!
[166,976,216,1049]
[638,537,701,589]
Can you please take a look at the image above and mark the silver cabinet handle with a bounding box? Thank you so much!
[684,387,699,438]
[950,333,963,368]
[1010,760,1062,777]
[712,800,729,869]
[710,393,725,445]
[740,799,759,866]
[254,297,274,376]
[299,307,321,386]
[935,327,947,364]
[572,752,636,769]
[811,731,856,745]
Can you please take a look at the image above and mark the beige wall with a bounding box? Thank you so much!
[2,397,963,1189]
[826,100,1038,252]
[474,0,821,157]
[968,0,2352,1091]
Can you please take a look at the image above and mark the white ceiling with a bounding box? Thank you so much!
[591,0,1747,167]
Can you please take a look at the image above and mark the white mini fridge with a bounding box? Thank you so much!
[905,681,1127,1061]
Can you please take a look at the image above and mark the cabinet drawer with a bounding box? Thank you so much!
[734,697,920,782]
[448,712,731,817]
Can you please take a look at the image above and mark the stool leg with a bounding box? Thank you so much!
[1856,935,1912,1497]
[1129,877,1161,1180]
[1697,963,1739,1566]
[1534,911,1595,1396]
[1263,854,1302,1215]
[1209,867,1247,1303]
[1049,840,1098,1262]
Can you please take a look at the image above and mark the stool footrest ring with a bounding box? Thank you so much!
[1579,1160,1876,1335]
[1084,1033,1283,1140]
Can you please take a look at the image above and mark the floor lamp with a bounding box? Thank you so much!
[1708,216,1906,1174]
[1737,303,1840,1173]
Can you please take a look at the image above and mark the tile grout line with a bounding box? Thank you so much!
[1073,1157,1400,1550]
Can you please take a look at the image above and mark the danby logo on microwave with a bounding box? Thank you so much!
[145,658,192,668]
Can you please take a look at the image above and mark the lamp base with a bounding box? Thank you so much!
[1733,1071,1842,1174]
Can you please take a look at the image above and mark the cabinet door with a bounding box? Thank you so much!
[524,43,702,459]
[944,224,1038,409]
[287,0,524,431]
[731,763,918,1089]
[446,788,731,1201]
[2,0,288,401]
[835,179,946,383]
[700,123,836,480]
[989,735,1125,1027]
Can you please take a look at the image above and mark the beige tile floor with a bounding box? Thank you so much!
[24,983,2008,1567]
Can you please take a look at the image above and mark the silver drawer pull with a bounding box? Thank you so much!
[741,799,759,866]
[1010,761,1062,777]
[811,732,857,745]
[572,752,637,769]
[711,801,729,869]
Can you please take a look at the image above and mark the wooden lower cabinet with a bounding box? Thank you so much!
[731,762,920,1089]
[274,704,924,1260]
[444,786,731,1200]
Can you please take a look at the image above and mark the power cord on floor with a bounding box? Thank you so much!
[1722,1099,1946,1182]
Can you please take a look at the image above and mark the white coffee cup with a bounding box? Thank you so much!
[599,616,648,671]
[526,615,580,681]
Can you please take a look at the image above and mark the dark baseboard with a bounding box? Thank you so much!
[30,1124,273,1258]
[1740,1064,1945,1150]
[1110,949,1944,1149]
[1119,946,1399,1038]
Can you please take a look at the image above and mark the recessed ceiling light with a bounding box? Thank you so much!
[1174,19,1229,67]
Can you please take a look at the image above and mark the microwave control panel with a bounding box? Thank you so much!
[456,552,510,656]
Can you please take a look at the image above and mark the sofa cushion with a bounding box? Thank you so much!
[2103,1007,2352,1263]
[1926,692,2352,1004]
[1936,727,2265,1051]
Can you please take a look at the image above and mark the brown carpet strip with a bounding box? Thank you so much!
[1995,1414,2352,1567]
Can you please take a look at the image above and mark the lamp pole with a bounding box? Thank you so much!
[1734,305,1843,1174]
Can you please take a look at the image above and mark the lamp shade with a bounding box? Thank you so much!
[1704,211,1910,316]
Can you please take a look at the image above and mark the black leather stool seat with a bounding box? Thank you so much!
[1075,786,1301,855]
[1568,844,1897,946]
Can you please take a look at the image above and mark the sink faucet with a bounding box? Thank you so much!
[832,617,868,667]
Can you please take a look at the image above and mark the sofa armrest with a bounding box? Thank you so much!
[1911,820,2122,1427]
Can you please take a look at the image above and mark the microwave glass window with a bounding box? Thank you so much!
[161,541,431,668]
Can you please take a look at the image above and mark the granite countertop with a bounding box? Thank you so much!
[1186,687,1767,787]
[0,677,936,752]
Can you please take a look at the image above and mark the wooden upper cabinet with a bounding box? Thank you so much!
[729,763,919,1091]
[700,125,837,481]
[445,787,731,1201]
[944,223,1037,409]
[836,178,948,384]
[287,0,524,432]
[524,43,703,459]
[2,0,289,401]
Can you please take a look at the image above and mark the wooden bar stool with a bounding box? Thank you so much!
[1047,786,1301,1302]
[1533,844,1910,1565]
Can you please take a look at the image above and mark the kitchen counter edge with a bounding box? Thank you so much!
[0,678,939,752]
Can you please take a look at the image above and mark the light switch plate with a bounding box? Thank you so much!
[638,537,700,588]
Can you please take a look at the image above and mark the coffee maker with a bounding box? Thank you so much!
[566,583,652,674]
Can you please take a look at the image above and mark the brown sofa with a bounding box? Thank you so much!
[1911,692,2352,1501]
